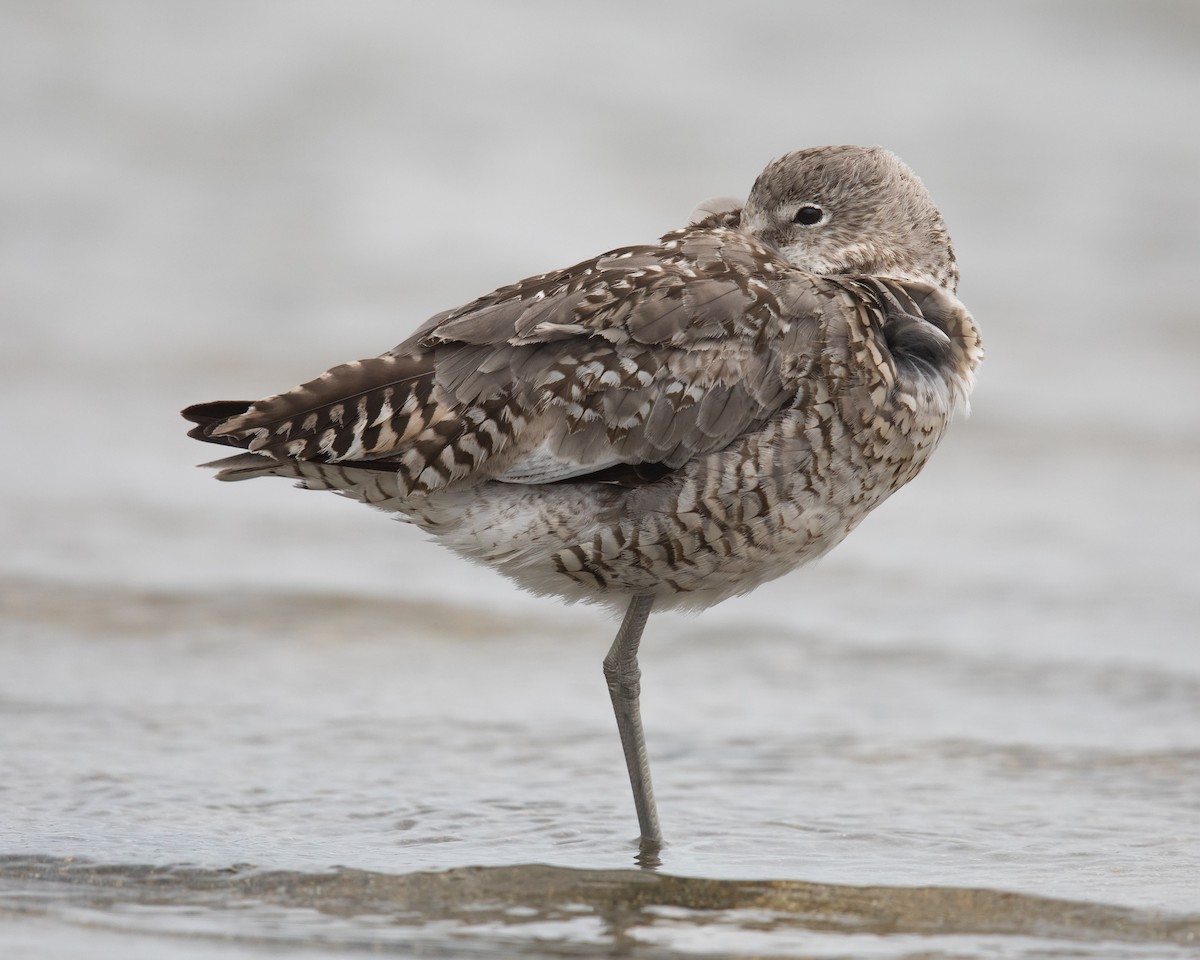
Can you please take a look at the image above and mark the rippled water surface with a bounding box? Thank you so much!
[3,2,1199,957]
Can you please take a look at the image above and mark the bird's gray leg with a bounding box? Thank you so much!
[603,595,662,855]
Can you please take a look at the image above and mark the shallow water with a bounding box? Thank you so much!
[4,566,1198,956]
[3,1,1200,957]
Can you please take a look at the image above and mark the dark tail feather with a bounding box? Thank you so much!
[181,401,254,446]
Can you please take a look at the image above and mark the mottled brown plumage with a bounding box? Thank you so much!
[183,145,982,852]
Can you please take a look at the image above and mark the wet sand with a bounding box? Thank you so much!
[2,856,1198,958]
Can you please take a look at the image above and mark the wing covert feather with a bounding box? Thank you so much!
[409,229,828,481]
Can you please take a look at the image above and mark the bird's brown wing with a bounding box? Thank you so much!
[183,226,828,494]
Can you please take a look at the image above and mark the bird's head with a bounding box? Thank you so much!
[740,145,958,292]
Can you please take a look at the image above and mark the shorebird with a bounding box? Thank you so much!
[183,145,982,857]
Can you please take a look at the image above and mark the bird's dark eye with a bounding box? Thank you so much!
[793,204,825,226]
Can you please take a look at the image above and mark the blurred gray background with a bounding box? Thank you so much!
[1,4,1198,953]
